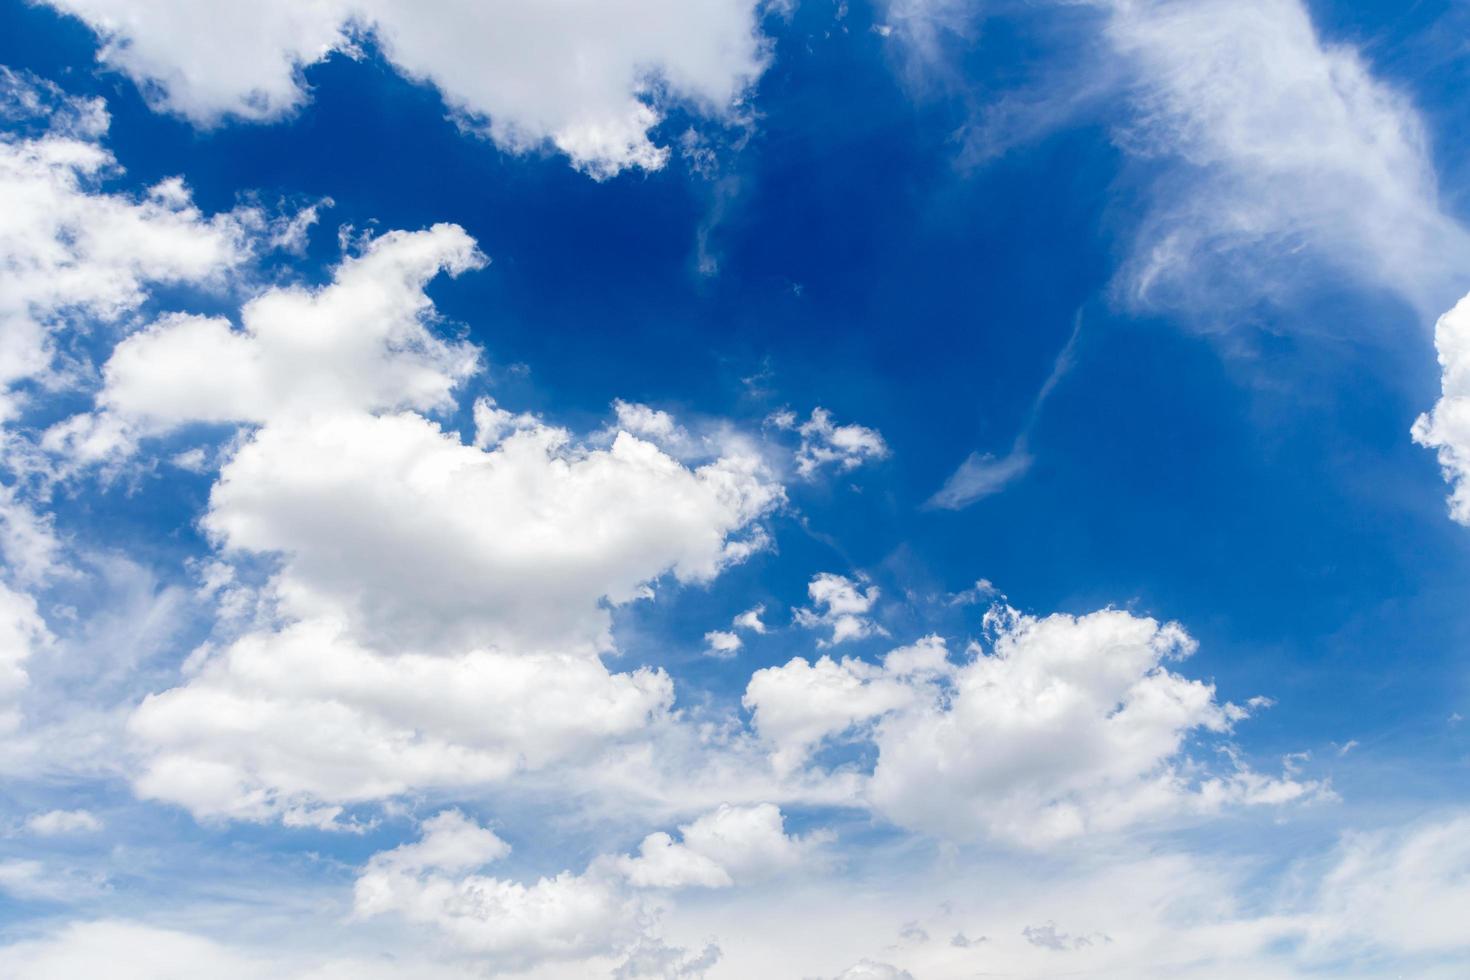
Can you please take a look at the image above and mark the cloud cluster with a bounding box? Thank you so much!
[354,804,814,969]
[0,68,266,422]
[771,408,890,480]
[1414,291,1470,523]
[40,224,784,823]
[793,572,884,647]
[42,0,773,178]
[748,606,1315,845]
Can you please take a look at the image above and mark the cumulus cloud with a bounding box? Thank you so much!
[770,408,890,480]
[793,573,884,646]
[0,69,266,421]
[45,224,783,823]
[703,630,743,659]
[356,804,811,969]
[617,803,824,888]
[1413,292,1470,523]
[748,604,1316,845]
[355,833,639,966]
[42,0,774,178]
[733,605,767,634]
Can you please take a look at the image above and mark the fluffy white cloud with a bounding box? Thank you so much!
[616,830,733,890]
[793,573,884,646]
[744,637,940,776]
[48,223,482,463]
[703,629,743,659]
[0,69,268,421]
[702,605,767,657]
[355,804,811,969]
[24,809,102,835]
[771,408,890,480]
[356,843,638,967]
[1413,291,1470,523]
[617,803,821,888]
[130,622,674,824]
[55,224,782,822]
[748,605,1315,845]
[733,605,767,634]
[42,0,774,178]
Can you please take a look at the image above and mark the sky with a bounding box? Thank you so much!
[0,0,1468,977]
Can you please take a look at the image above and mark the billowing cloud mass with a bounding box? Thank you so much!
[2,2,1464,976]
[748,606,1314,845]
[354,804,812,968]
[0,68,266,421]
[41,0,773,178]
[45,224,783,823]
[1414,291,1470,523]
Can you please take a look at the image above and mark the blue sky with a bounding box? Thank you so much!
[0,0,1468,977]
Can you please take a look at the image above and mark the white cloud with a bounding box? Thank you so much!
[772,408,890,480]
[744,638,938,776]
[733,605,767,634]
[612,939,722,980]
[1104,0,1470,317]
[0,583,51,731]
[49,223,483,463]
[0,920,480,980]
[747,605,1316,845]
[129,606,675,825]
[793,573,884,646]
[53,224,782,823]
[0,859,105,902]
[615,830,734,890]
[0,69,270,421]
[42,0,774,178]
[618,803,823,889]
[927,448,1032,510]
[703,629,743,659]
[673,802,822,881]
[1413,291,1470,523]
[356,804,814,969]
[356,848,638,968]
[24,809,102,835]
[1301,812,1470,959]
[884,0,1470,318]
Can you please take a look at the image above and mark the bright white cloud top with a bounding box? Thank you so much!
[41,0,774,177]
[2,0,1468,978]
